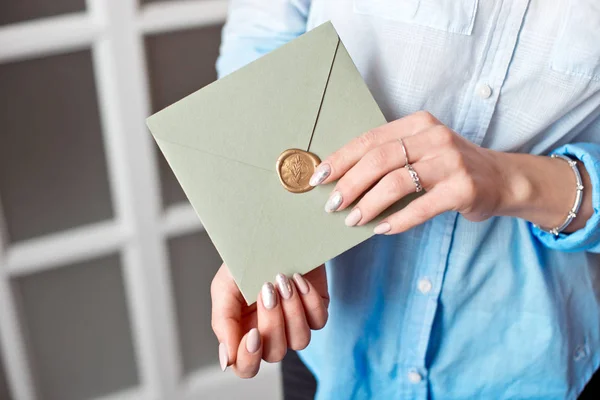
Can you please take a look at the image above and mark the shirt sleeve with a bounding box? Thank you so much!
[216,0,310,78]
[530,142,600,253]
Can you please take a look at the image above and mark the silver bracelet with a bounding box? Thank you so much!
[536,154,584,236]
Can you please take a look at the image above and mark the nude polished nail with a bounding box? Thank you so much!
[262,282,277,309]
[325,191,343,213]
[276,273,293,300]
[374,222,391,235]
[293,273,310,295]
[345,208,362,227]
[309,163,331,186]
[246,328,261,353]
[218,342,228,371]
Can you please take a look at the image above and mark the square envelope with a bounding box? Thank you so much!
[147,22,418,303]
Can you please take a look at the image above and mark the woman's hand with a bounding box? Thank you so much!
[211,264,329,378]
[310,111,593,233]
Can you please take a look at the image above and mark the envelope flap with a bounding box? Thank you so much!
[146,22,340,171]
[155,138,271,283]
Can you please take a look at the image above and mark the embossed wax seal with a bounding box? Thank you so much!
[276,149,321,193]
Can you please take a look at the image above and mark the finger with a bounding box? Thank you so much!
[293,273,329,330]
[275,274,311,351]
[211,265,245,370]
[304,265,328,302]
[232,328,263,379]
[257,282,288,363]
[329,138,440,212]
[348,159,446,225]
[311,111,441,186]
[373,185,454,235]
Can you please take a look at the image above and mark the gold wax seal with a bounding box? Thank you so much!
[276,149,321,193]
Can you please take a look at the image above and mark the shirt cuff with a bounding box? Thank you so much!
[530,142,600,253]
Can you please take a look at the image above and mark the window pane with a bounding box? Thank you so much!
[145,25,223,207]
[14,254,139,400]
[168,231,222,374]
[0,50,114,243]
[0,0,86,26]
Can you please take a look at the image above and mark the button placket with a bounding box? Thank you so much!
[477,83,493,99]
[418,278,433,294]
[408,370,423,384]
[457,0,530,146]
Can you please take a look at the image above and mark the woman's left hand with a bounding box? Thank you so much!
[309,111,591,234]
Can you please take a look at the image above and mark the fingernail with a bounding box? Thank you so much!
[293,273,310,295]
[374,222,391,235]
[324,191,343,213]
[219,342,228,371]
[276,273,293,300]
[246,328,261,353]
[310,163,331,186]
[262,282,277,309]
[345,208,362,227]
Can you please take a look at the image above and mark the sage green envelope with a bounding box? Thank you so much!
[147,21,419,303]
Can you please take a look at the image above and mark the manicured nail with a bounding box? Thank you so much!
[345,208,362,227]
[262,282,277,309]
[293,273,310,295]
[276,273,293,300]
[325,191,343,213]
[310,163,331,186]
[246,328,261,353]
[219,342,228,371]
[374,222,391,235]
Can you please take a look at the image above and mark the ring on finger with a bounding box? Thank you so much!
[398,138,409,167]
[405,163,423,193]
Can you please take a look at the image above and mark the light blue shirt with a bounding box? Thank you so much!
[217,1,600,398]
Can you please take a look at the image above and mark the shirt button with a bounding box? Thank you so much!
[408,370,423,384]
[477,83,492,99]
[417,278,432,294]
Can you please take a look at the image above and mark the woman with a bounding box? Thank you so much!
[210,1,600,398]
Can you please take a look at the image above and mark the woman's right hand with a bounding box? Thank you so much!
[211,264,329,378]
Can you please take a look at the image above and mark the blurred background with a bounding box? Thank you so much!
[0,1,282,399]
